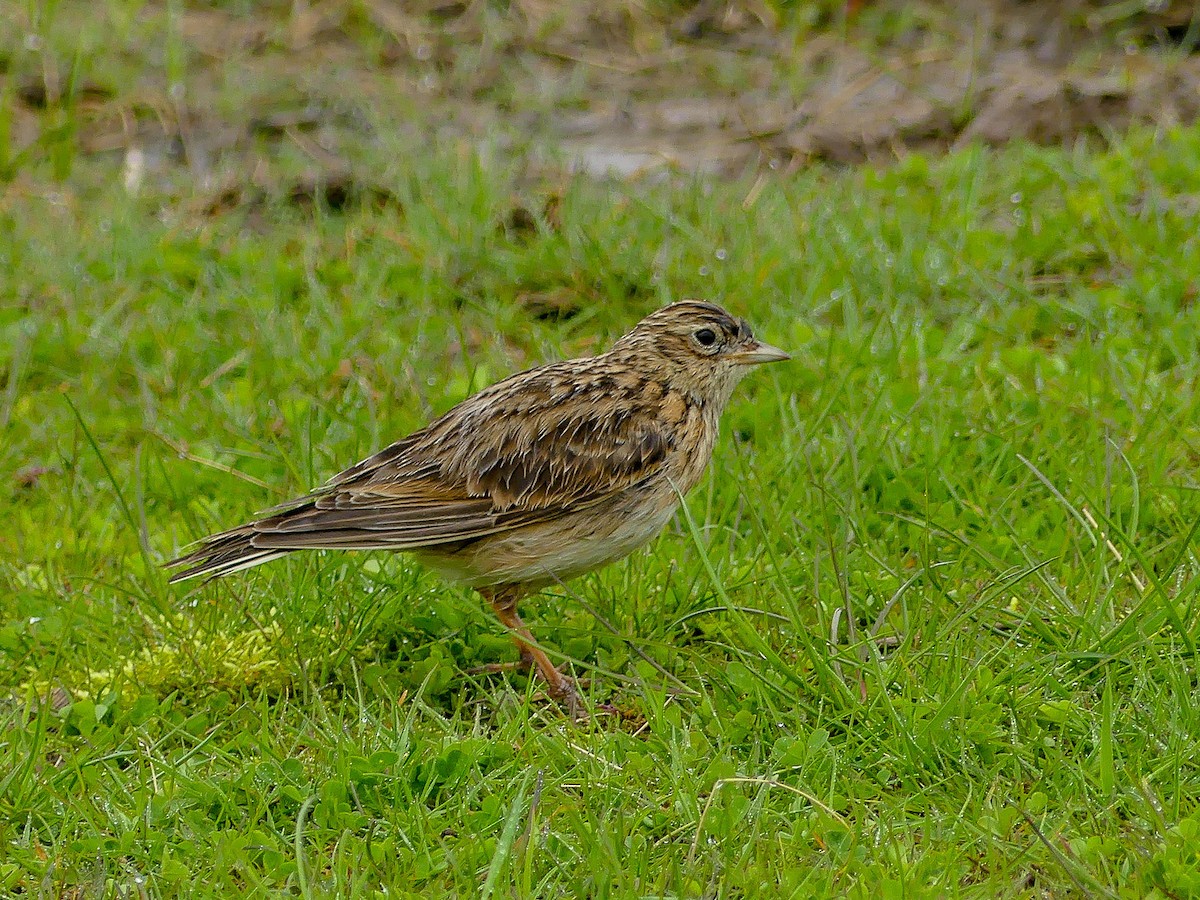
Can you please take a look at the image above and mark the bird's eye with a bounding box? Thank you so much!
[694,328,717,347]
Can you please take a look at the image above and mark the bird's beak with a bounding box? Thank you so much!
[731,340,791,365]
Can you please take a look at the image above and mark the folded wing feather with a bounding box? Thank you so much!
[167,366,678,581]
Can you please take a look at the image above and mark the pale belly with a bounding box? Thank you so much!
[414,492,680,589]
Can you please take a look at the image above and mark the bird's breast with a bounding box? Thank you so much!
[666,402,720,495]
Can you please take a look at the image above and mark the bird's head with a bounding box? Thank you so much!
[610,300,790,406]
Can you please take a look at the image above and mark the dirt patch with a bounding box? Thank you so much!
[3,0,1200,191]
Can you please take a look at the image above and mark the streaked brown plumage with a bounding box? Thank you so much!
[167,301,789,714]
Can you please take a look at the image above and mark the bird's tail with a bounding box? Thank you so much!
[166,527,293,583]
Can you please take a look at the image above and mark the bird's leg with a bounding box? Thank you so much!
[466,645,535,676]
[479,585,581,716]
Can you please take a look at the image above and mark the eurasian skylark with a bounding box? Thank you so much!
[168,301,789,714]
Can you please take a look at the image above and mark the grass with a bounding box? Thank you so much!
[5,121,1200,896]
[7,0,1198,197]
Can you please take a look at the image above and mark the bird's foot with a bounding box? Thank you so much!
[540,670,588,722]
[537,669,619,722]
[465,657,588,720]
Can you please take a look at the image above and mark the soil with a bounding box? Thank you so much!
[4,0,1200,193]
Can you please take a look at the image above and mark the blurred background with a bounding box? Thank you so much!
[4,0,1200,196]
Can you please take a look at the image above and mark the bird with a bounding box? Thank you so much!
[167,300,789,715]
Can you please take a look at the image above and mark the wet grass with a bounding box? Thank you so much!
[4,126,1200,895]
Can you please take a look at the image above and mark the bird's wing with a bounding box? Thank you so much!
[244,365,682,551]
